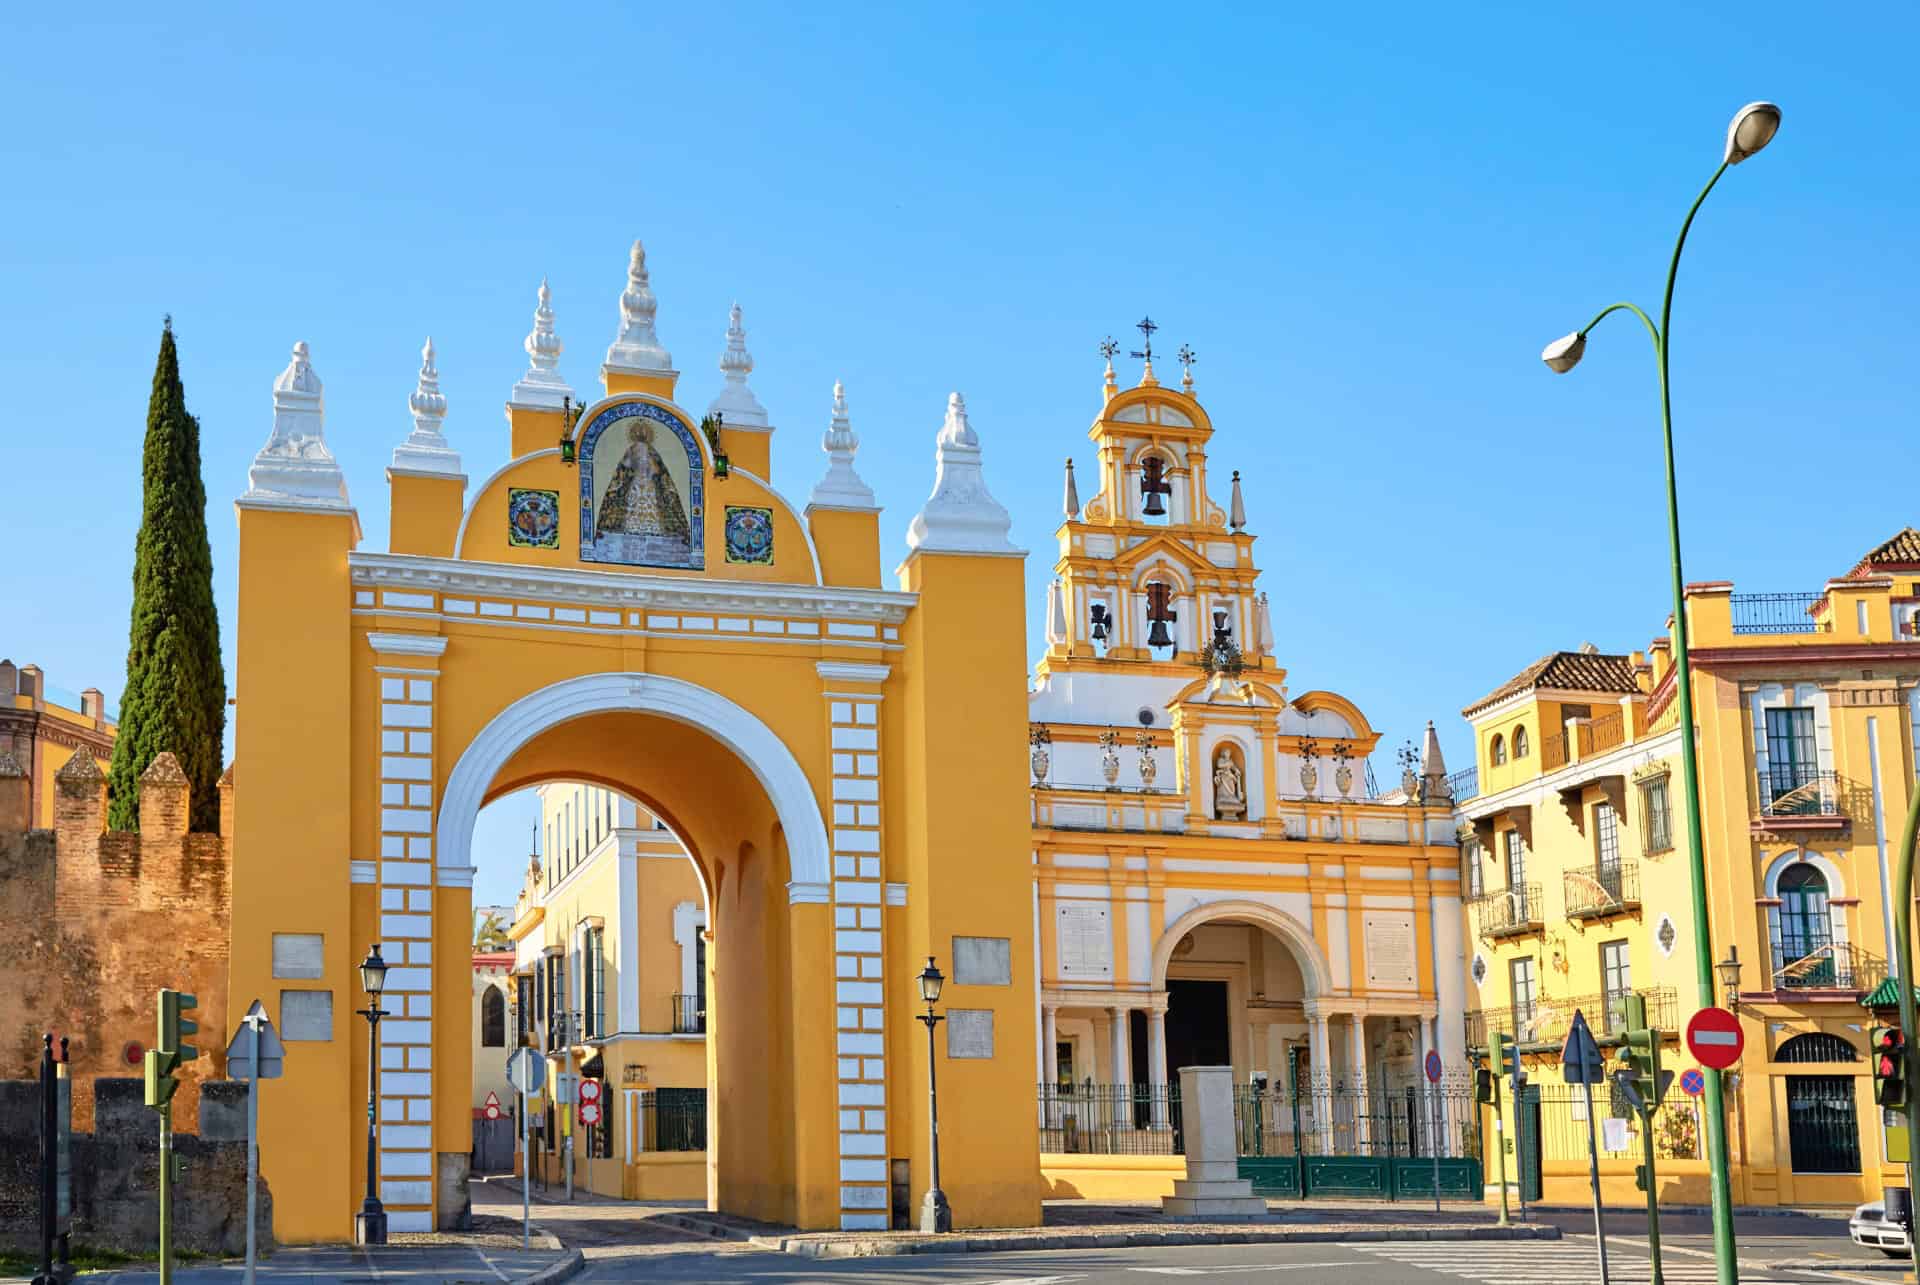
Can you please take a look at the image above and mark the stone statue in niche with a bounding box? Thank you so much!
[1212,746,1247,820]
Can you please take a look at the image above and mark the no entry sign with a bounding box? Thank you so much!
[1686,1006,1744,1070]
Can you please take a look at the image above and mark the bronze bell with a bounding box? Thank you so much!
[1140,455,1172,516]
[1089,603,1110,642]
[1147,617,1174,648]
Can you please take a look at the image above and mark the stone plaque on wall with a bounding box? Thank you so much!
[953,936,1012,986]
[1362,913,1417,988]
[947,1009,995,1059]
[272,933,324,980]
[280,989,334,1041]
[1056,903,1112,981]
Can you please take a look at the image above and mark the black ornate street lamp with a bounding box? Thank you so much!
[915,957,953,1234]
[354,944,390,1246]
[1717,945,1743,1013]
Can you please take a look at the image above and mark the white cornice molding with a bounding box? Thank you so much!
[817,661,891,684]
[787,880,830,905]
[350,552,917,623]
[350,860,377,884]
[367,631,450,657]
[438,865,477,888]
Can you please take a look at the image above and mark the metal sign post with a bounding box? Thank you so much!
[506,1049,546,1250]
[225,1001,284,1285]
[1560,1010,1610,1285]
[1423,1049,1443,1213]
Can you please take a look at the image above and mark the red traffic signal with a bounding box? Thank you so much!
[1874,1026,1907,1108]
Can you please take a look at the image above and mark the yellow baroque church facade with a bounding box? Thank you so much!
[1027,351,1467,1197]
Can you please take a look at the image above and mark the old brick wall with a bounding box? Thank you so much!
[0,1076,272,1256]
[0,750,231,1131]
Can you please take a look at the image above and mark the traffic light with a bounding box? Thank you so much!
[1874,1026,1908,1108]
[1634,1163,1650,1193]
[1492,1031,1526,1088]
[1474,1057,1496,1104]
[145,989,199,1111]
[1614,993,1667,1114]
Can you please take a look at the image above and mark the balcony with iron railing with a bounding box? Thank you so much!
[1472,883,1543,942]
[1540,713,1629,774]
[1466,985,1677,1050]
[1758,764,1843,818]
[1447,766,1479,803]
[1730,592,1828,635]
[1770,942,1885,996]
[1564,861,1640,921]
[671,993,706,1035]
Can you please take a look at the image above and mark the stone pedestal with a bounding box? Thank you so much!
[1161,1065,1268,1221]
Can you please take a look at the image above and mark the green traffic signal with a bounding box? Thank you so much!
[159,988,200,1063]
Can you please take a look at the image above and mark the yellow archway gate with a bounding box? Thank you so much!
[225,254,1039,1241]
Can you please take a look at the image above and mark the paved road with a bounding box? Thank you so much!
[568,1235,1896,1283]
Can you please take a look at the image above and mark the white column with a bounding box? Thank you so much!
[1039,1004,1059,1129]
[616,847,640,1034]
[1308,1008,1333,1153]
[1111,1006,1133,1088]
[1349,1016,1371,1151]
[1148,1006,1169,1128]
[1414,1015,1436,1157]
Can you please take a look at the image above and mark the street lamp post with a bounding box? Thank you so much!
[915,957,953,1234]
[354,944,390,1247]
[1542,100,1781,1285]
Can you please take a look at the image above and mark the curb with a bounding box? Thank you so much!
[1523,1202,1847,1221]
[1765,1259,1907,1273]
[521,1248,585,1285]
[750,1222,1563,1260]
[647,1212,758,1242]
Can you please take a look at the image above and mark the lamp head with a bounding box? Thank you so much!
[360,943,389,997]
[1716,943,1742,998]
[1724,101,1781,165]
[917,957,945,1005]
[1541,332,1586,374]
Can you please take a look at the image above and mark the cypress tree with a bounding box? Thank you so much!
[107,319,227,830]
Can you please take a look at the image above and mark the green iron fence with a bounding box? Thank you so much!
[1232,1073,1484,1201]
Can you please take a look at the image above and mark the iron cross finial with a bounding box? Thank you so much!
[1129,316,1158,362]
[1098,337,1118,362]
[1177,344,1196,376]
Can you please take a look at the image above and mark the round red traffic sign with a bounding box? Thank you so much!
[1424,1050,1442,1083]
[579,1101,601,1126]
[1680,1068,1705,1097]
[1686,1006,1744,1070]
[579,1079,602,1104]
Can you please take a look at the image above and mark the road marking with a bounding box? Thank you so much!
[1346,1240,1816,1284]
[1132,1265,1357,1276]
[469,1245,512,1283]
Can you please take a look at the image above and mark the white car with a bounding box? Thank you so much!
[1850,1200,1912,1257]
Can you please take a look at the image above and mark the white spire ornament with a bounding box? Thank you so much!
[391,337,463,476]
[242,341,351,509]
[707,302,769,428]
[807,380,877,510]
[603,239,674,376]
[508,278,574,410]
[1229,470,1246,531]
[905,393,1021,556]
[1046,578,1069,647]
[1063,458,1080,520]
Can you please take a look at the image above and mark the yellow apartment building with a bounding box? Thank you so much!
[1,659,115,826]
[1458,527,1920,1210]
[505,782,709,1200]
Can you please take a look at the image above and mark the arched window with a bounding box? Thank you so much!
[481,985,506,1048]
[1512,726,1530,759]
[1490,734,1507,766]
[1777,1032,1857,1063]
[1772,863,1835,986]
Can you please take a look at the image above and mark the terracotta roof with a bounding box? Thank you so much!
[1848,526,1920,577]
[1462,650,1640,718]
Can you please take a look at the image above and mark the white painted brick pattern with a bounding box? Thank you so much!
[372,657,437,1223]
[828,689,888,1229]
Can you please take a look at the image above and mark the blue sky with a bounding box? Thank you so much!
[3,5,1912,908]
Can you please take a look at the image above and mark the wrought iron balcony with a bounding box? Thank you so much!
[1466,985,1677,1049]
[1473,883,1543,941]
[1731,592,1827,635]
[671,993,706,1035]
[1447,767,1479,803]
[1565,862,1640,920]
[1772,942,1884,994]
[1759,765,1842,819]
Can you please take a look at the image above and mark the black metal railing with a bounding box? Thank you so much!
[1759,765,1842,817]
[1473,883,1542,940]
[1530,1083,1702,1162]
[1467,985,1678,1048]
[671,994,705,1035]
[1233,1079,1481,1160]
[1038,1083,1181,1154]
[1565,862,1641,919]
[1772,942,1884,993]
[635,1087,706,1151]
[1448,767,1479,802]
[1731,592,1826,635]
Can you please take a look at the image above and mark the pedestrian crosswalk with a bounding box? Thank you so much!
[1348,1237,1843,1284]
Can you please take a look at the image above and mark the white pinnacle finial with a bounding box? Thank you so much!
[906,391,1021,556]
[508,278,573,411]
[807,378,877,511]
[1063,458,1080,520]
[242,341,351,509]
[393,336,462,476]
[707,301,769,428]
[604,239,674,375]
[1229,470,1246,531]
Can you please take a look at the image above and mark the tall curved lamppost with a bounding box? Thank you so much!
[1541,100,1780,1285]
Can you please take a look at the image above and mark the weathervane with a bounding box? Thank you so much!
[1177,344,1197,386]
[1098,337,1118,362]
[1129,316,1158,364]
